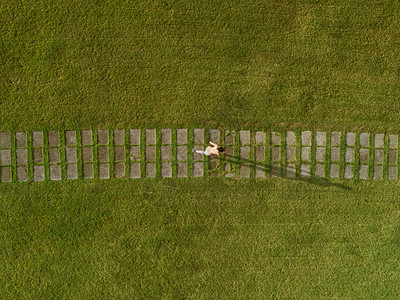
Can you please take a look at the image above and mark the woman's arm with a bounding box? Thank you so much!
[209,141,218,147]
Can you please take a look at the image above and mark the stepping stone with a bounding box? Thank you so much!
[224,130,234,144]
[83,164,94,179]
[346,132,355,146]
[99,163,109,179]
[193,145,204,161]
[225,146,233,156]
[193,162,203,177]
[286,147,295,161]
[48,131,59,146]
[315,164,324,178]
[389,134,398,149]
[33,165,44,181]
[146,163,156,178]
[374,134,384,148]
[255,131,265,144]
[286,131,296,145]
[81,130,92,145]
[17,166,28,181]
[0,132,11,148]
[301,147,310,161]
[374,149,383,164]
[388,166,397,180]
[301,164,310,177]
[316,131,326,146]
[33,148,43,163]
[177,129,187,145]
[115,163,125,178]
[271,163,281,177]
[224,163,234,178]
[98,146,109,162]
[177,146,186,161]
[286,164,296,178]
[331,147,340,162]
[359,149,369,164]
[66,164,78,179]
[345,148,354,163]
[255,146,264,161]
[388,150,397,164]
[114,145,125,161]
[129,163,141,178]
[16,132,27,147]
[65,131,76,146]
[130,146,140,160]
[330,132,341,146]
[161,163,172,177]
[239,130,250,145]
[240,164,250,178]
[301,131,312,146]
[1,166,11,182]
[48,148,60,163]
[271,132,281,145]
[130,129,140,145]
[209,157,218,170]
[114,130,124,145]
[359,165,368,179]
[359,133,369,148]
[32,131,43,147]
[82,147,93,162]
[194,129,204,144]
[373,165,383,179]
[255,167,266,178]
[161,146,171,161]
[316,147,325,162]
[98,130,108,145]
[330,164,339,178]
[49,165,61,180]
[210,129,220,143]
[0,149,11,165]
[161,129,171,144]
[240,146,249,159]
[271,147,280,161]
[177,162,187,177]
[145,146,155,161]
[344,165,353,179]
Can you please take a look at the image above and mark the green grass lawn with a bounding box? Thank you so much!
[1,179,400,298]
[1,0,399,131]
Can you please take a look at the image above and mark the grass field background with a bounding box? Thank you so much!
[1,179,400,298]
[2,0,400,298]
[1,0,399,131]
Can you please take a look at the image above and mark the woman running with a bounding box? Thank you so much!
[192,141,225,156]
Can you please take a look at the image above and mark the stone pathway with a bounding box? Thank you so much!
[0,129,398,182]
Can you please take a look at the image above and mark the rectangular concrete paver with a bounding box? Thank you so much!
[255,167,266,178]
[1,167,11,182]
[286,147,295,161]
[48,131,59,146]
[145,146,155,161]
[374,165,383,179]
[240,164,250,178]
[255,131,265,144]
[344,165,353,179]
[286,164,296,178]
[161,146,171,161]
[331,132,341,146]
[271,163,281,177]
[130,129,140,145]
[240,146,249,159]
[115,163,125,178]
[193,145,204,161]
[34,165,44,181]
[177,129,187,145]
[114,130,124,145]
[17,166,28,181]
[286,131,296,145]
[82,147,93,162]
[16,132,27,147]
[130,163,141,178]
[331,148,340,162]
[301,131,312,146]
[271,132,281,145]
[374,134,384,148]
[161,129,171,144]
[193,162,203,177]
[130,146,140,160]
[49,165,61,180]
[316,147,325,162]
[0,132,11,148]
[98,130,108,145]
[330,164,339,178]
[32,131,43,147]
[194,129,204,144]
[225,146,233,156]
[177,162,187,177]
[255,146,264,161]
[224,130,234,144]
[374,149,383,164]
[0,149,11,165]
[114,145,125,161]
[301,147,311,161]
[388,166,397,180]
[240,131,250,145]
[359,165,368,179]
[16,149,27,164]
[346,132,355,146]
[99,163,110,179]
[301,164,310,177]
[161,163,172,177]
[359,149,369,164]
[345,148,354,163]
[81,130,92,145]
[210,129,220,143]
[145,129,156,145]
[66,164,78,179]
[83,164,94,179]
[389,134,398,149]
[224,163,234,178]
[146,163,156,178]
[33,148,43,163]
[271,147,280,161]
[315,164,324,178]
[388,150,397,164]
[177,146,187,161]
[65,131,76,146]
[48,148,60,163]
[360,133,369,147]
[316,132,326,146]
[98,146,109,162]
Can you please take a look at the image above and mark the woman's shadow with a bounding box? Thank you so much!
[217,154,352,190]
